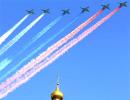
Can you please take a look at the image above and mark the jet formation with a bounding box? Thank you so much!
[26,2,127,15]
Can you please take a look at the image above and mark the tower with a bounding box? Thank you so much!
[51,82,64,100]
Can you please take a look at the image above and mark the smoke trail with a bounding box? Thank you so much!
[0,7,121,99]
[0,59,12,71]
[0,15,30,45]
[17,16,62,57]
[0,16,61,76]
[31,16,62,43]
[0,16,79,82]
[0,8,104,84]
[0,14,45,56]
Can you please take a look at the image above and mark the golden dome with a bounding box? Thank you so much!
[51,83,64,100]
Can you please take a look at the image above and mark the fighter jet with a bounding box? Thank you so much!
[101,4,110,10]
[62,9,70,15]
[41,9,50,14]
[26,9,34,14]
[119,2,127,7]
[81,7,89,13]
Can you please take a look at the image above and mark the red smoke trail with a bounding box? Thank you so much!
[0,7,121,99]
[0,9,104,87]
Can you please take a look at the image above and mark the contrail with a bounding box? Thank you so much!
[0,16,61,75]
[0,8,104,83]
[0,6,122,99]
[0,59,12,71]
[0,16,79,81]
[0,15,30,45]
[0,14,45,56]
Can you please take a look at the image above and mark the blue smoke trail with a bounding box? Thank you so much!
[0,14,45,56]
[0,58,12,71]
[0,16,79,81]
[0,16,62,72]
[0,14,30,45]
[18,16,62,55]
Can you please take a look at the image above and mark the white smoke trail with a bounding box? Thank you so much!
[0,15,30,45]
[0,14,45,56]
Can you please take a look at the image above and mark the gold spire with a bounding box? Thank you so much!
[51,77,64,100]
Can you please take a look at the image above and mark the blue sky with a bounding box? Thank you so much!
[0,0,130,100]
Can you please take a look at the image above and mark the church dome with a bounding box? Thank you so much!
[51,83,64,100]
